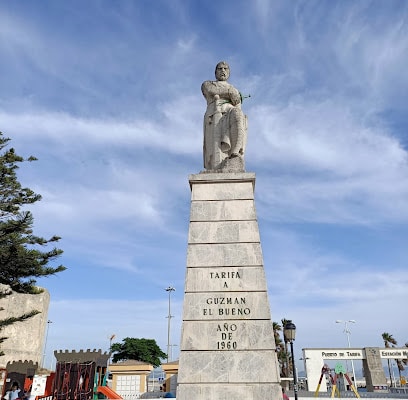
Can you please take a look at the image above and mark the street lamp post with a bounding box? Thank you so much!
[299,357,310,391]
[165,286,175,363]
[284,336,290,381]
[42,320,52,368]
[169,344,178,362]
[336,319,356,386]
[284,321,298,400]
[109,334,116,365]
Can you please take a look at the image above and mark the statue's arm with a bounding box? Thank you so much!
[228,86,241,106]
[201,81,242,106]
[201,81,212,100]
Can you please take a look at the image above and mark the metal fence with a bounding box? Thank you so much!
[293,390,408,398]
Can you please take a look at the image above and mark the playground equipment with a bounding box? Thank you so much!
[2,350,122,400]
[51,361,122,400]
[314,364,360,398]
[96,386,122,400]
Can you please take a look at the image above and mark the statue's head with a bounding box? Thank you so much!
[215,61,230,81]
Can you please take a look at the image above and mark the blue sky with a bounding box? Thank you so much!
[1,1,407,371]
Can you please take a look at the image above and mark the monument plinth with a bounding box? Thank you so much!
[177,63,282,399]
[177,173,282,400]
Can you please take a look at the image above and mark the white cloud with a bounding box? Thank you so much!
[44,298,183,368]
[33,186,160,224]
[2,1,408,375]
[332,4,408,103]
[251,96,407,171]
[266,230,408,351]
[247,95,408,224]
[0,105,201,154]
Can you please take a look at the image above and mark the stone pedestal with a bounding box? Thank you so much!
[363,348,388,392]
[177,173,282,400]
[0,287,50,368]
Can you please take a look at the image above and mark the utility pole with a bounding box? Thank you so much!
[42,320,52,368]
[336,319,357,386]
[165,286,175,363]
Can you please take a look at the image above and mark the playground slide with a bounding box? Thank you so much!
[97,386,123,399]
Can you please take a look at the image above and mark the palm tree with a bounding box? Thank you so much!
[395,341,408,385]
[281,318,291,378]
[404,342,408,366]
[273,321,286,376]
[397,342,408,385]
[396,359,405,383]
[382,332,397,387]
[273,321,282,344]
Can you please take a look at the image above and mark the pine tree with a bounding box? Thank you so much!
[0,132,66,356]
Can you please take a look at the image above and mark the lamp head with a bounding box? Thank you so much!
[284,321,297,342]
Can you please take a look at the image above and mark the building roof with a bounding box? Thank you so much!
[111,359,151,366]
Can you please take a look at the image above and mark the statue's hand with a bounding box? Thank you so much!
[229,89,241,106]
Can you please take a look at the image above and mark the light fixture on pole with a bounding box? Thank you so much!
[336,319,356,385]
[42,320,52,368]
[165,286,175,363]
[109,334,116,364]
[284,321,298,400]
[169,344,178,362]
[109,334,116,349]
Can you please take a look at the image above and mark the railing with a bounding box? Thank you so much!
[36,396,54,400]
[35,393,142,400]
[119,394,142,400]
[292,390,408,398]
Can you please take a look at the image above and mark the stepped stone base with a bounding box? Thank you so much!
[177,172,282,400]
[177,383,281,400]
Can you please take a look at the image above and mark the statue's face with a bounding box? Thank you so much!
[215,63,230,81]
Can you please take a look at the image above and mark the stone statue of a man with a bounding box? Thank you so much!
[201,61,247,171]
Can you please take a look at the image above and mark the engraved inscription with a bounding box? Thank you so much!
[206,296,246,305]
[203,296,251,318]
[210,271,241,279]
[210,269,241,289]
[183,292,268,320]
[216,323,238,350]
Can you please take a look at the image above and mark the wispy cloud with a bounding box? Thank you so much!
[1,1,407,368]
[46,298,183,363]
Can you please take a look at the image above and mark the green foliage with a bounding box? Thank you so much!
[382,332,398,387]
[382,332,397,347]
[111,337,167,367]
[381,334,408,385]
[273,319,293,378]
[0,131,66,356]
